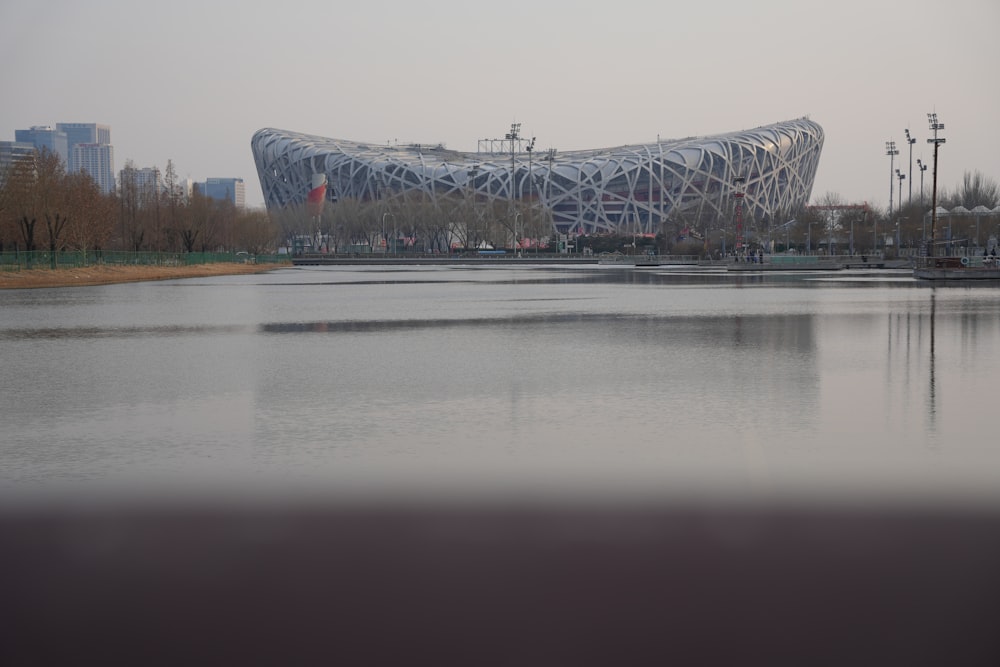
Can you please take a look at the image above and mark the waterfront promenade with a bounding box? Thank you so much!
[291,253,912,269]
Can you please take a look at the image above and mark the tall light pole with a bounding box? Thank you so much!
[904,128,916,206]
[896,169,906,223]
[885,140,899,217]
[382,212,391,254]
[545,148,556,251]
[504,122,521,255]
[525,136,536,254]
[927,113,946,256]
[917,158,927,204]
[733,175,746,253]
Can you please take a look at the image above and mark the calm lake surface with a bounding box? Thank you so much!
[3,263,1000,507]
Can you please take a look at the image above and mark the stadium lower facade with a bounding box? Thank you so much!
[251,118,823,237]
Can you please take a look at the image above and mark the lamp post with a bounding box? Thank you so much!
[382,212,391,254]
[545,148,557,251]
[513,212,522,257]
[917,158,927,204]
[885,140,899,217]
[927,113,946,257]
[733,175,746,253]
[849,214,855,256]
[504,122,521,255]
[525,137,536,254]
[896,169,906,223]
[904,128,916,206]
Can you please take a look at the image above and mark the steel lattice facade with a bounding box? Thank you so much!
[251,118,823,235]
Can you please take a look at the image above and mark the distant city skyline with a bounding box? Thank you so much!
[11,121,117,194]
[1,0,997,210]
[9,119,246,203]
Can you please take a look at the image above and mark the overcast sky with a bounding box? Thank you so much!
[2,0,997,209]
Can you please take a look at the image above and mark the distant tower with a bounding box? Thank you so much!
[15,126,69,167]
[0,141,36,185]
[121,166,163,200]
[57,123,114,193]
[200,177,246,208]
[72,143,116,194]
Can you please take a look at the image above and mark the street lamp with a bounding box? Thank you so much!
[382,212,393,255]
[545,148,557,251]
[904,128,916,206]
[504,122,521,255]
[733,175,746,252]
[525,136,536,254]
[896,169,906,223]
[927,113,946,256]
[513,212,522,257]
[885,140,899,217]
[917,158,927,204]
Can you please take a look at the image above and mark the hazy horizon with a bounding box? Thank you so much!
[2,0,997,210]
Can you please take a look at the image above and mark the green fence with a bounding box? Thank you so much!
[0,250,289,272]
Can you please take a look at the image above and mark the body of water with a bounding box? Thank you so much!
[8,263,1000,665]
[2,263,999,507]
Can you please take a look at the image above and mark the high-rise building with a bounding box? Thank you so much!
[200,177,245,208]
[0,141,36,186]
[73,143,115,194]
[57,123,111,153]
[120,166,163,200]
[175,178,196,200]
[14,126,69,167]
[56,122,113,178]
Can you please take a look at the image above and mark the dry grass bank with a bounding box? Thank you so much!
[0,262,289,290]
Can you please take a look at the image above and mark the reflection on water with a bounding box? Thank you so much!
[2,265,1000,505]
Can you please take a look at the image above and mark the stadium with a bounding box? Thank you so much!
[251,118,823,239]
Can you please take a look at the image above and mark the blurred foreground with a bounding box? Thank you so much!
[3,497,999,666]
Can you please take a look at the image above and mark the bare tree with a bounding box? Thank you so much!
[64,172,115,253]
[119,160,144,250]
[0,154,39,253]
[941,171,1000,209]
[234,208,280,254]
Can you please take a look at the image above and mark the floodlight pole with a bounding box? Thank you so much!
[526,136,536,254]
[885,140,899,217]
[545,149,556,250]
[927,113,946,257]
[505,122,521,256]
[904,128,916,206]
[896,170,905,255]
[917,158,927,204]
[896,169,906,221]
[733,175,746,253]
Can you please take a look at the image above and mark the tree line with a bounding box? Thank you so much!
[4,147,996,258]
[269,189,556,253]
[663,170,1000,257]
[0,149,281,256]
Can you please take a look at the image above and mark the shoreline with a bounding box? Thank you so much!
[0,262,288,290]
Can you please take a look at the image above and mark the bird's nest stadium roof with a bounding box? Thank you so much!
[252,118,823,235]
